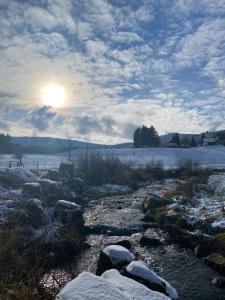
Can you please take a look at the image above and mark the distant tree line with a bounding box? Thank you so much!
[133,125,160,147]
[0,134,22,154]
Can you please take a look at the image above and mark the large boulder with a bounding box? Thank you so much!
[56,271,170,300]
[124,261,178,299]
[0,167,37,188]
[0,198,44,228]
[22,182,42,198]
[96,245,135,276]
[38,179,62,205]
[59,161,74,178]
[54,200,84,226]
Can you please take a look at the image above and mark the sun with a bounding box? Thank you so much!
[41,84,65,108]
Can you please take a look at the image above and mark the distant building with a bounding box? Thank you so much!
[202,137,217,146]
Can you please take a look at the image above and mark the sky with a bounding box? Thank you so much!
[0,0,225,144]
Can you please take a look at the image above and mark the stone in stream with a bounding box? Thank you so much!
[140,229,164,247]
[96,245,135,276]
[140,236,163,247]
[212,277,225,288]
[123,261,178,300]
[54,200,84,226]
[56,270,170,300]
[204,253,225,275]
[112,240,132,250]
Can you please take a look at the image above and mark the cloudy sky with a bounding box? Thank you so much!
[0,0,225,143]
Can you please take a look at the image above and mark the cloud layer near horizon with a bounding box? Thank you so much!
[0,0,225,143]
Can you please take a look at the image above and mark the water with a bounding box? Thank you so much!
[47,180,225,299]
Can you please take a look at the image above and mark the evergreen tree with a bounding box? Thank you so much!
[171,133,180,146]
[190,136,196,147]
[133,125,160,147]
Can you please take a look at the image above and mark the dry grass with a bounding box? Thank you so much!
[164,167,213,199]
[74,151,166,186]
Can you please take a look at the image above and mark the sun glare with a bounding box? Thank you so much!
[41,84,65,108]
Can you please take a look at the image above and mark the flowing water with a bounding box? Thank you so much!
[49,180,225,299]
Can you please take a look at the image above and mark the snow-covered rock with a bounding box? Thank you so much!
[56,271,170,300]
[102,269,170,300]
[22,182,42,198]
[96,245,135,275]
[38,179,62,204]
[54,200,84,225]
[125,261,178,299]
[0,167,37,187]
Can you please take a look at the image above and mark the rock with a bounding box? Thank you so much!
[102,269,170,300]
[22,182,42,198]
[194,238,214,258]
[0,167,37,188]
[40,169,62,181]
[212,277,225,288]
[69,177,84,194]
[1,198,44,228]
[38,179,62,205]
[124,261,178,299]
[96,245,135,276]
[142,194,170,212]
[54,200,84,226]
[56,271,170,300]
[204,253,225,275]
[112,240,132,250]
[59,161,74,178]
[140,236,163,247]
[165,224,205,250]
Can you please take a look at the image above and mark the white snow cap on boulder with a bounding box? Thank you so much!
[102,269,170,300]
[126,261,178,300]
[56,271,170,300]
[103,245,135,263]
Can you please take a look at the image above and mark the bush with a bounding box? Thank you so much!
[73,151,166,186]
[73,150,133,185]
[176,159,200,177]
[164,167,213,199]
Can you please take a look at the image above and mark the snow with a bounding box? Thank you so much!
[126,261,178,300]
[71,145,225,169]
[102,269,170,300]
[1,145,225,170]
[208,174,225,195]
[103,245,135,263]
[55,200,82,212]
[212,219,225,230]
[56,271,169,300]
[91,184,132,195]
[0,167,37,182]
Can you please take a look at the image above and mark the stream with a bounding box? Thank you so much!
[50,180,225,299]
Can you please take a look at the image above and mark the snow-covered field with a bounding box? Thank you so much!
[73,145,225,169]
[0,145,225,169]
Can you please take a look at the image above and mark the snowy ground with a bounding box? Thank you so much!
[1,145,225,170]
[70,145,225,169]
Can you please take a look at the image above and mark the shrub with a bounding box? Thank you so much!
[73,150,133,185]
